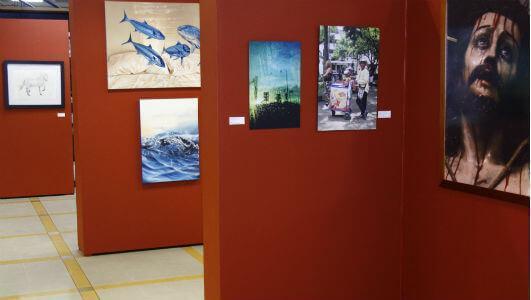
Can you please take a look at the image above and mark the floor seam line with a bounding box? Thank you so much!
[94,274,205,291]
[31,197,100,300]
[0,232,49,240]
[0,211,76,220]
[0,256,61,265]
[184,246,204,264]
[0,288,79,300]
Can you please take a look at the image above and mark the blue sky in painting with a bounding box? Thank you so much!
[249,41,301,92]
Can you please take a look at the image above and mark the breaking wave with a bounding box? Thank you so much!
[141,131,199,183]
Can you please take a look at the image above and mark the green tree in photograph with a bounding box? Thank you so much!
[332,37,355,61]
[344,27,380,65]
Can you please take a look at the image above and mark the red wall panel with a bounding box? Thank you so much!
[403,1,529,299]
[0,19,74,199]
[69,0,203,255]
[199,0,221,299]
[212,0,406,299]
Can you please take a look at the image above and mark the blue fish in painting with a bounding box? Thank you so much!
[120,11,165,40]
[177,25,200,52]
[163,42,191,65]
[122,34,165,68]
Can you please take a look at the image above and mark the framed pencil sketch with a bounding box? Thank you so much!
[3,61,65,109]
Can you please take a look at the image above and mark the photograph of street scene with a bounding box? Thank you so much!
[249,41,301,130]
[318,26,380,131]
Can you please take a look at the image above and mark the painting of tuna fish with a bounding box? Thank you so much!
[177,25,200,52]
[163,42,190,65]
[120,11,165,40]
[122,34,165,68]
[105,1,200,89]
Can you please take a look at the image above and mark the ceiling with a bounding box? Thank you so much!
[0,0,68,12]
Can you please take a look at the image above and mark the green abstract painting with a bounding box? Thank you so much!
[249,41,301,129]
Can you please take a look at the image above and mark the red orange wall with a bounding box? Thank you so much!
[69,0,202,255]
[0,18,74,199]
[205,0,407,299]
[403,1,529,299]
[199,0,221,298]
[68,0,529,298]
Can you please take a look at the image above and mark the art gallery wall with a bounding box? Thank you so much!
[203,0,407,299]
[69,0,203,255]
[402,0,529,299]
[0,18,74,198]
[197,1,220,298]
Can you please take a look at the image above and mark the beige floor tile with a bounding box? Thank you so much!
[50,214,77,232]
[0,197,32,205]
[0,202,37,218]
[39,194,76,202]
[19,291,82,300]
[41,200,76,215]
[0,260,76,297]
[96,278,204,300]
[78,248,203,286]
[0,235,58,261]
[0,217,46,237]
[61,232,82,257]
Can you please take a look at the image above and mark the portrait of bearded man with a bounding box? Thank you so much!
[444,0,530,196]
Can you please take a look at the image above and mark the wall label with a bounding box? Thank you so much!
[377,111,391,119]
[229,116,245,125]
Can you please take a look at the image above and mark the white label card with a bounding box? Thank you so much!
[377,111,391,119]
[229,117,245,125]
[57,112,66,118]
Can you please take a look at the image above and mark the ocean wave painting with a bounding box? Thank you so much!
[139,98,199,183]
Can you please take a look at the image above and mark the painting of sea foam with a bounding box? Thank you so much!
[139,99,199,183]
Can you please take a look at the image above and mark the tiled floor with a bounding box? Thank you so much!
[0,194,204,300]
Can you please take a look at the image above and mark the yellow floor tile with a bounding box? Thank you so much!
[192,246,203,255]
[0,194,205,300]
[184,247,203,264]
